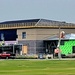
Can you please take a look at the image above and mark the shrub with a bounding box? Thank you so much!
[15,55,38,59]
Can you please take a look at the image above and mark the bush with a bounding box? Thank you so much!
[15,55,38,59]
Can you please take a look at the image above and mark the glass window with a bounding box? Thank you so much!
[22,32,26,39]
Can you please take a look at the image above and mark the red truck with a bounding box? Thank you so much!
[0,52,15,59]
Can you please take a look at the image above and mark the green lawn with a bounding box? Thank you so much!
[0,59,75,75]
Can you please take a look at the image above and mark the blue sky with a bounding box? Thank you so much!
[0,0,75,23]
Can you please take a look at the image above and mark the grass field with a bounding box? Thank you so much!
[0,59,75,75]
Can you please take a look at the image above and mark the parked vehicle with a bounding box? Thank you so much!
[0,52,15,59]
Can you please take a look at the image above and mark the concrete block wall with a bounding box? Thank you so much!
[18,40,44,54]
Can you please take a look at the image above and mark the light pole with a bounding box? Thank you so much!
[58,24,61,60]
[57,24,65,60]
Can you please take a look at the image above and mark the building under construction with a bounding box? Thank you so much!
[0,19,75,56]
